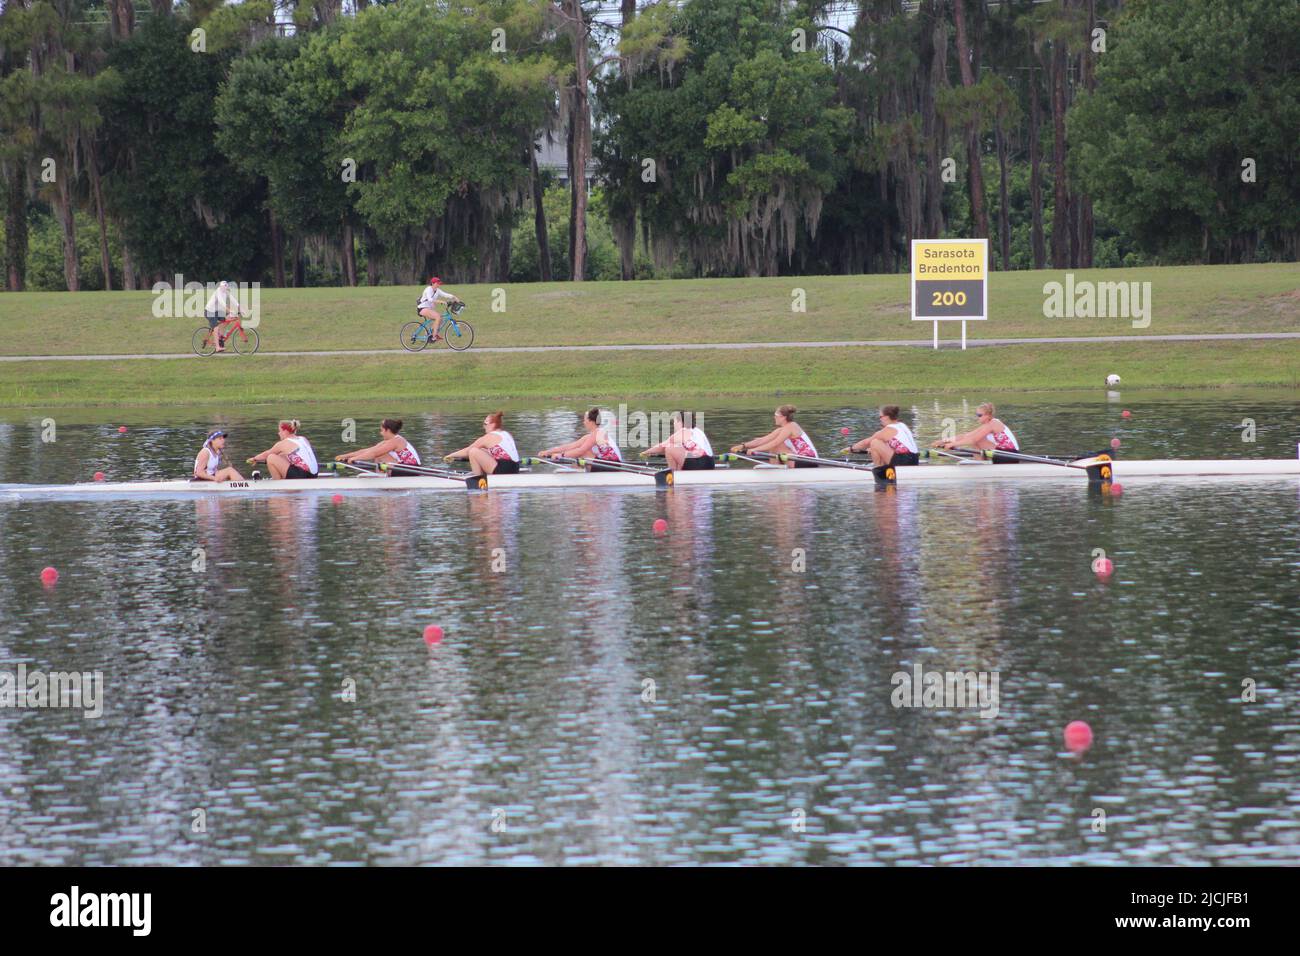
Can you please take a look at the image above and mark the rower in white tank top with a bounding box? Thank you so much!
[488,429,519,463]
[195,445,219,477]
[886,420,919,454]
[445,413,521,476]
[192,430,244,482]
[286,435,318,474]
[682,426,713,458]
[590,428,622,462]
[932,403,1020,458]
[391,438,421,467]
[989,422,1018,452]
[785,429,818,459]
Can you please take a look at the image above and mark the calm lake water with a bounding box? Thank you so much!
[1,394,1299,865]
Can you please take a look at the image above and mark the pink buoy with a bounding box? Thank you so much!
[331,494,343,504]
[118,426,127,433]
[423,625,444,646]
[93,471,105,481]
[1121,409,1132,419]
[652,518,668,535]
[40,566,59,585]
[1110,437,1121,449]
[1064,720,1093,754]
[841,427,850,436]
[1109,482,1124,497]
[1094,557,1114,579]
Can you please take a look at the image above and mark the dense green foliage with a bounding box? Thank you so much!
[0,0,1294,291]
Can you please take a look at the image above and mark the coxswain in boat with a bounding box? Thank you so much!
[932,402,1021,463]
[445,411,521,475]
[643,411,714,471]
[537,407,624,471]
[335,419,422,473]
[843,405,920,467]
[731,404,819,467]
[192,430,244,482]
[249,419,319,479]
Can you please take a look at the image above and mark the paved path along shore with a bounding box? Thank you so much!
[3,331,1299,362]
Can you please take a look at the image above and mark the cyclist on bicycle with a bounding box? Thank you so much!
[416,276,463,344]
[204,280,247,353]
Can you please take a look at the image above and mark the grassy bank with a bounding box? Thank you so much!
[0,263,1296,357]
[4,339,1300,408]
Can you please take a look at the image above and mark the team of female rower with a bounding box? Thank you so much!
[192,402,1021,480]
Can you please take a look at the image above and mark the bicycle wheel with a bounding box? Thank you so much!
[233,327,260,355]
[400,321,431,352]
[444,319,474,351]
[192,327,216,356]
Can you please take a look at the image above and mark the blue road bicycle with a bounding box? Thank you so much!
[400,303,474,352]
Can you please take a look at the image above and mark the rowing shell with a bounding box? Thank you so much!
[4,458,1300,497]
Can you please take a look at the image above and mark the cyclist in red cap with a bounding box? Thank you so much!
[415,276,464,343]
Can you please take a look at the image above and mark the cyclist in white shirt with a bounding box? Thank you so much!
[204,280,246,353]
[416,276,464,344]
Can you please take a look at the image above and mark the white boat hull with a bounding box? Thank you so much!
[5,458,1300,497]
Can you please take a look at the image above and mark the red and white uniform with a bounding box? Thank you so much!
[784,429,818,459]
[679,427,713,459]
[388,439,421,467]
[886,421,919,455]
[589,428,622,462]
[989,422,1019,452]
[286,435,318,474]
[487,430,519,462]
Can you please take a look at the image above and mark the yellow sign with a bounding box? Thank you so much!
[912,241,987,281]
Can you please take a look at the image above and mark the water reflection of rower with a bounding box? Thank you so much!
[261,495,320,607]
[932,403,1021,463]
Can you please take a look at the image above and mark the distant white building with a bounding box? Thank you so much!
[536,135,597,192]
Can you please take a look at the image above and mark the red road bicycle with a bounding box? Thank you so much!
[193,315,260,356]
